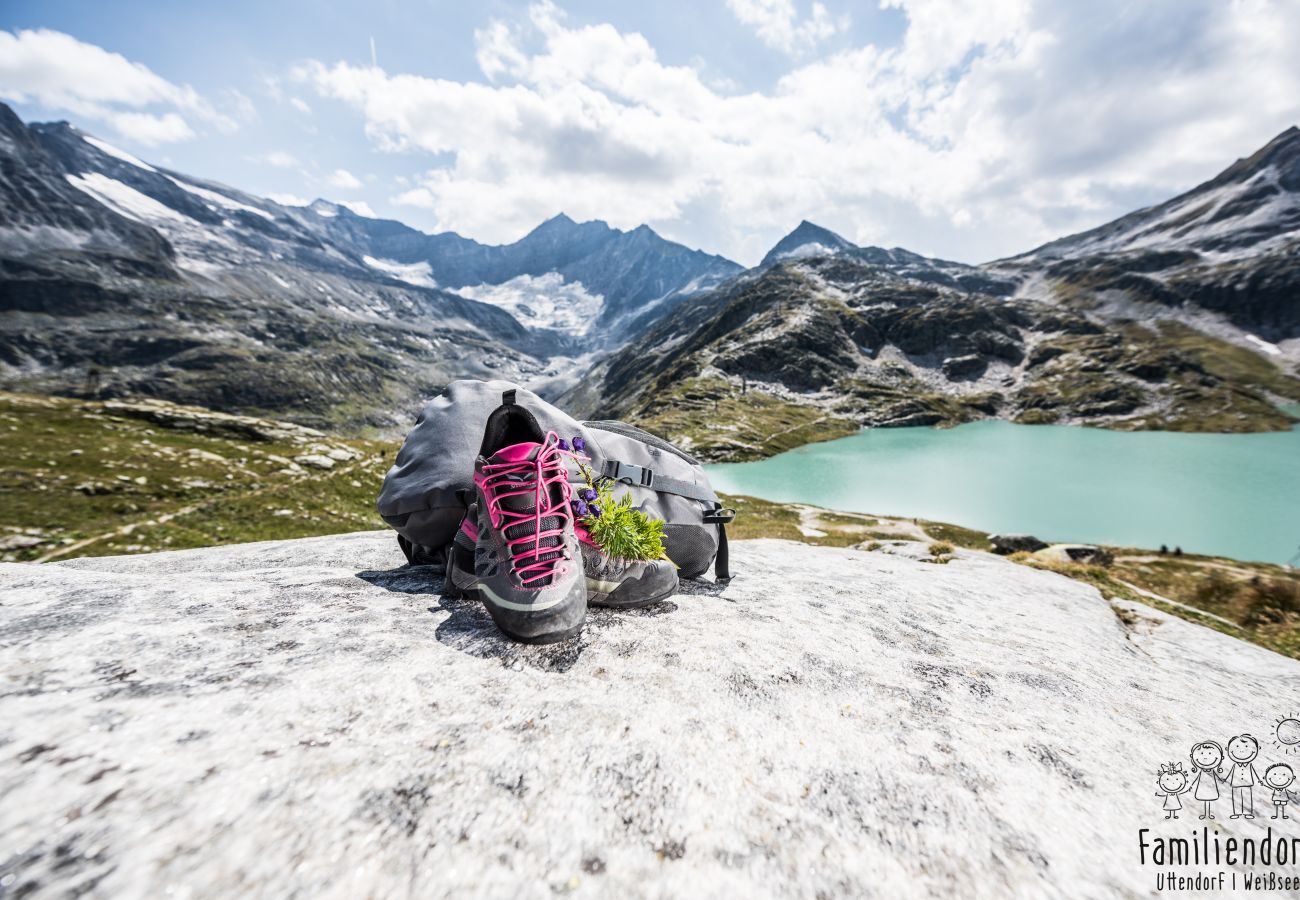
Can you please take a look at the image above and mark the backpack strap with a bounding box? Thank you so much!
[714,524,731,583]
[601,459,718,504]
[703,505,736,583]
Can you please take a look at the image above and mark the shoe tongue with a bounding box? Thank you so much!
[489,441,540,465]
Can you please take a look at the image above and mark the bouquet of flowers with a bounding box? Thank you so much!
[559,435,671,562]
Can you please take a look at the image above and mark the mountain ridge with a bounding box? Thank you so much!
[0,103,742,423]
[3,101,1298,453]
[566,125,1300,460]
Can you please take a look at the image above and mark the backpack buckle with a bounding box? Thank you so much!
[602,459,655,488]
[703,507,736,524]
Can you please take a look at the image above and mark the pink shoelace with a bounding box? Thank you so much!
[478,432,582,586]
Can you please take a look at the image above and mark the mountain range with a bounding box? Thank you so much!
[566,127,1300,458]
[0,102,733,427]
[1,101,1297,453]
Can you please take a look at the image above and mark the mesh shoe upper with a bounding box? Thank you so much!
[475,435,577,587]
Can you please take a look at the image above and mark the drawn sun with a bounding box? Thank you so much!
[1275,714,1300,752]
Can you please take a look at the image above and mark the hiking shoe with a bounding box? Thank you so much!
[445,508,478,599]
[579,527,679,608]
[468,397,585,643]
[452,505,676,610]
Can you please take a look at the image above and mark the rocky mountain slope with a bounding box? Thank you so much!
[571,129,1300,460]
[326,210,740,336]
[0,103,735,426]
[995,125,1300,346]
[570,254,1300,461]
[4,531,1299,897]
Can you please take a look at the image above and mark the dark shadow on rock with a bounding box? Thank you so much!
[432,591,590,673]
[355,565,443,595]
[431,593,683,674]
[677,577,730,598]
[360,566,689,673]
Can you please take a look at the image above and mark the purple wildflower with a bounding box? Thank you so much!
[557,438,570,451]
[582,488,598,501]
[572,499,589,517]
[589,504,603,518]
[572,436,586,452]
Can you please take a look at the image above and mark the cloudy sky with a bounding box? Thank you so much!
[3,0,1299,265]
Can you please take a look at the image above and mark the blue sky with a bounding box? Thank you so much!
[3,0,1299,265]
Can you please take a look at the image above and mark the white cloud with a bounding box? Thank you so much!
[253,150,299,168]
[326,168,364,189]
[104,110,195,144]
[299,0,1300,264]
[726,0,848,55]
[289,96,312,114]
[0,28,237,144]
[338,199,377,217]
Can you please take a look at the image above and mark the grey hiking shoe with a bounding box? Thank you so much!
[465,395,586,644]
[450,504,675,611]
[581,542,679,608]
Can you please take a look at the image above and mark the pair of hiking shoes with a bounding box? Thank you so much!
[444,395,678,643]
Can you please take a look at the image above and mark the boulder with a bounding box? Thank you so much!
[101,398,325,444]
[1032,544,1115,567]
[2,533,1298,897]
[940,353,988,381]
[989,532,1049,554]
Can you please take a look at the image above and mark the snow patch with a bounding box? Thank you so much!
[455,273,603,334]
[1245,334,1282,356]
[167,177,274,220]
[81,135,157,173]
[362,256,438,289]
[65,173,193,225]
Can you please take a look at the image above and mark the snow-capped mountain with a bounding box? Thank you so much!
[0,102,740,423]
[993,126,1300,343]
[3,98,1298,447]
[1009,127,1300,261]
[317,210,742,338]
[759,220,857,266]
[567,129,1300,459]
[0,104,546,426]
[759,220,1015,296]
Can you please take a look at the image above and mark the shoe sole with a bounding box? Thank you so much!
[445,565,584,644]
[587,579,678,610]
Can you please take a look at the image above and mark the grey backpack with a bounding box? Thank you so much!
[377,380,735,580]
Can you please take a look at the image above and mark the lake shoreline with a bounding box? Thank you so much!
[707,415,1300,565]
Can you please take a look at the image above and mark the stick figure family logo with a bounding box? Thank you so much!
[1157,730,1300,822]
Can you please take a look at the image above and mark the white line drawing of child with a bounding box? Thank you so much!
[1263,763,1299,820]
[1155,762,1191,819]
[1190,740,1226,820]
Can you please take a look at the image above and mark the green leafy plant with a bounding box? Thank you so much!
[573,461,670,562]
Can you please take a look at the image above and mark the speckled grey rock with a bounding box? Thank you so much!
[2,533,1299,898]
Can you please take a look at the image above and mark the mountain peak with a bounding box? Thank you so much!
[760,220,856,267]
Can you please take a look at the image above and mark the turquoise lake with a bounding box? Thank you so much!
[705,415,1300,565]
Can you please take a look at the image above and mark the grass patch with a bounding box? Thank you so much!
[0,392,395,561]
[920,520,990,551]
[634,377,859,462]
